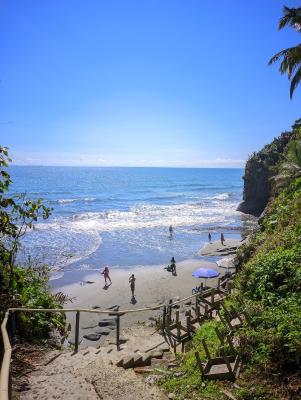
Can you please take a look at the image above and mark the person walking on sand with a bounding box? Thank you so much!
[170,257,177,276]
[129,274,136,297]
[101,266,112,285]
[208,232,212,243]
[221,233,225,246]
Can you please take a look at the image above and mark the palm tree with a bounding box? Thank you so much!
[269,6,301,98]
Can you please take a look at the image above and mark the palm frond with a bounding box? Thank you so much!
[278,6,301,31]
[278,46,301,77]
[269,43,301,96]
[268,48,290,65]
[290,66,301,98]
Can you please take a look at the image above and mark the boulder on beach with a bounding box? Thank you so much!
[83,333,102,341]
[98,319,116,327]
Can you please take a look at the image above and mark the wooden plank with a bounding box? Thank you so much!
[221,389,238,400]
[202,339,211,361]
[195,351,205,375]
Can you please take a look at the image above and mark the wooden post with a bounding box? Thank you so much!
[195,351,205,376]
[202,339,211,361]
[211,288,214,305]
[176,311,181,340]
[217,309,227,328]
[168,299,172,324]
[74,311,80,353]
[226,335,235,354]
[217,277,221,290]
[186,315,191,334]
[116,314,120,351]
[214,327,224,346]
[173,337,177,354]
[162,306,166,332]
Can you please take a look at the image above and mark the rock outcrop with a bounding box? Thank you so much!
[238,132,291,216]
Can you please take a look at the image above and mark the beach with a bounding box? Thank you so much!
[10,166,247,346]
[54,242,238,348]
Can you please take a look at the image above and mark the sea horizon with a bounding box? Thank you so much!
[11,164,245,169]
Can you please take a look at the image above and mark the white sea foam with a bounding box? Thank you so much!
[23,225,102,273]
[56,197,96,204]
[37,200,239,234]
[209,192,232,200]
[29,195,240,275]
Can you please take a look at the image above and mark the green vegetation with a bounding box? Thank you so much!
[269,6,301,98]
[160,122,301,399]
[160,321,227,399]
[0,146,67,342]
[234,175,301,373]
[231,125,301,397]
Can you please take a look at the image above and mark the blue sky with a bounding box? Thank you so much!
[0,0,301,167]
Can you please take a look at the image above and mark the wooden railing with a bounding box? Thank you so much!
[0,277,233,400]
[0,312,11,400]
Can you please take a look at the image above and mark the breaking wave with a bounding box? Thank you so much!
[53,197,97,204]
[40,200,239,234]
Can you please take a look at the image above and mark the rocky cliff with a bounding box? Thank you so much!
[237,131,291,216]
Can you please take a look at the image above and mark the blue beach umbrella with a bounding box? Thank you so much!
[192,267,220,288]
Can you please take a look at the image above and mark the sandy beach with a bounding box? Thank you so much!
[55,253,230,348]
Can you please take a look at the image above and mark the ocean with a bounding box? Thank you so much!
[9,166,247,284]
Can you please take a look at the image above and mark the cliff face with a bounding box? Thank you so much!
[237,132,291,216]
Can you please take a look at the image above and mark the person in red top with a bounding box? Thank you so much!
[101,266,112,285]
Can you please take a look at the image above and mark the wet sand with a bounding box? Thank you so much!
[200,238,245,256]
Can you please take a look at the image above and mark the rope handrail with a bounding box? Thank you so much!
[7,288,213,315]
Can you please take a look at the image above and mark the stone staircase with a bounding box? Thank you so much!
[19,325,171,400]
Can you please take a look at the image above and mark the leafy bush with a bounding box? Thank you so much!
[160,321,227,399]
[16,267,66,338]
[240,245,301,305]
[239,295,301,370]
[0,146,66,341]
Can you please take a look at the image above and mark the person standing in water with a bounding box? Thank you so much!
[221,233,225,246]
[208,232,212,243]
[101,266,112,285]
[129,274,136,297]
[169,225,173,239]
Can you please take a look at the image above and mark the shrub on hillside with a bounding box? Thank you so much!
[240,246,301,305]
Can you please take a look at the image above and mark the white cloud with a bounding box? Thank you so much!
[11,150,245,168]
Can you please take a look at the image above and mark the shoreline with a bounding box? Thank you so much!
[54,240,239,349]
